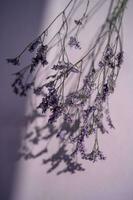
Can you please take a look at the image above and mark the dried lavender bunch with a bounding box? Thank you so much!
[7,0,128,167]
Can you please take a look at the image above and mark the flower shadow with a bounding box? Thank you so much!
[19,109,85,175]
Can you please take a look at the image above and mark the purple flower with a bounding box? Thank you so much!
[106,115,115,129]
[98,61,105,68]
[103,45,113,61]
[30,46,48,72]
[37,96,49,113]
[115,51,123,67]
[37,44,48,54]
[85,149,106,162]
[28,38,41,52]
[68,36,81,49]
[102,83,109,101]
[48,105,63,124]
[74,19,82,25]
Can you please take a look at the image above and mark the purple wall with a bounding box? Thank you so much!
[0,1,47,199]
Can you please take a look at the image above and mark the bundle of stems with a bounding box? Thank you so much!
[7,0,128,163]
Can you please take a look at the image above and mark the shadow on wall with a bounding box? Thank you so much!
[0,0,47,199]
[12,0,110,176]
[14,0,109,176]
[18,109,85,175]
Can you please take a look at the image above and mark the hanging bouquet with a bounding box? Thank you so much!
[7,0,128,171]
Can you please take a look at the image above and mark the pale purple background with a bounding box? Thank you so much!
[0,0,133,200]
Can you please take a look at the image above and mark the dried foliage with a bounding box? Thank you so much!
[7,0,128,173]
